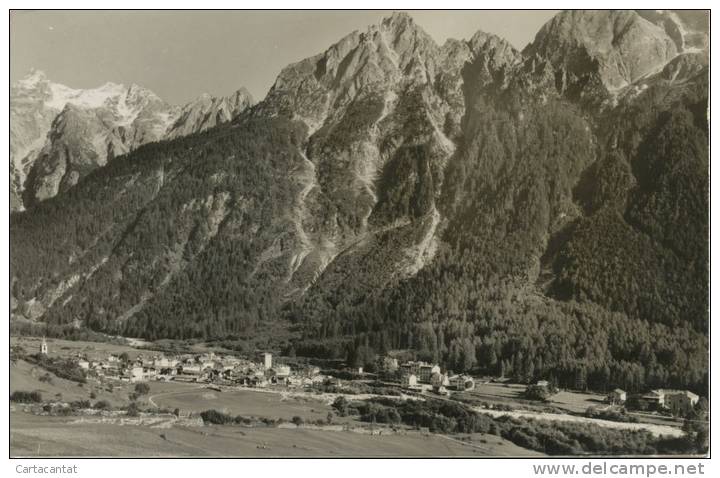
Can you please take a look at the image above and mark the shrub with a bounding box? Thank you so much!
[525,384,558,401]
[26,354,86,383]
[585,406,638,423]
[261,417,277,426]
[70,400,91,410]
[126,402,140,417]
[233,415,252,425]
[507,429,541,450]
[332,396,350,416]
[10,391,42,403]
[200,409,234,425]
[134,383,150,396]
[93,400,111,410]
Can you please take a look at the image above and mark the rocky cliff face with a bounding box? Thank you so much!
[10,73,254,211]
[10,72,59,211]
[164,88,254,139]
[255,12,521,301]
[10,11,709,391]
[11,73,177,209]
[637,10,709,53]
[524,10,678,98]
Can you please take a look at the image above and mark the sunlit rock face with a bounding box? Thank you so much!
[524,10,679,95]
[254,12,523,302]
[164,88,254,139]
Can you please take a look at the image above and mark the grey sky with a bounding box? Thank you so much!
[10,10,558,105]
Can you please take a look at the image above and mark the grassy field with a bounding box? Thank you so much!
[10,359,135,407]
[456,381,684,433]
[11,336,148,362]
[463,382,614,413]
[147,384,337,421]
[10,353,543,457]
[10,411,541,457]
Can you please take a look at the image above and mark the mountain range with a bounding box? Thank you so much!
[10,10,709,393]
[10,70,253,211]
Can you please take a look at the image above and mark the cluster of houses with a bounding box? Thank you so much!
[397,360,475,394]
[61,342,473,395]
[607,388,700,415]
[66,347,327,389]
[39,338,700,416]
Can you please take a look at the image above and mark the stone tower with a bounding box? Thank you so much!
[40,337,48,356]
[263,352,272,370]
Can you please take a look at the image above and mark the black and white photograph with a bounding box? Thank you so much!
[5,5,712,465]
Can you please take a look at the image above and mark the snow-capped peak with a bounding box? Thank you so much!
[45,81,127,110]
[16,69,48,88]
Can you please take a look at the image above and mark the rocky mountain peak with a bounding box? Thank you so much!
[525,10,679,92]
[258,12,446,134]
[125,83,163,104]
[11,69,257,211]
[381,11,413,29]
[468,30,518,58]
[15,68,48,88]
[636,10,709,53]
[164,88,254,139]
[225,87,254,108]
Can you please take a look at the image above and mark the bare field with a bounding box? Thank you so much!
[10,411,541,457]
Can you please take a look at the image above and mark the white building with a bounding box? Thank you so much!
[383,357,399,372]
[129,367,144,382]
[401,361,441,383]
[273,365,291,378]
[449,375,475,391]
[431,372,450,391]
[402,374,418,387]
[263,353,273,370]
[180,364,202,375]
[607,388,627,404]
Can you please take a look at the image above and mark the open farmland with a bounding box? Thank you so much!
[10,411,541,457]
[147,384,337,422]
[11,336,151,362]
[454,382,684,436]
[10,359,133,407]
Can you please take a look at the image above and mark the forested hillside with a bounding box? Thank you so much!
[12,118,307,349]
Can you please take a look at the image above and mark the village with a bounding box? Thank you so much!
[10,334,707,457]
[32,336,478,395]
[32,336,700,418]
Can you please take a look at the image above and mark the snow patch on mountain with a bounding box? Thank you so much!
[45,81,126,110]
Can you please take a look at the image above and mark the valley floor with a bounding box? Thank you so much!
[9,336,687,457]
[10,410,540,457]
